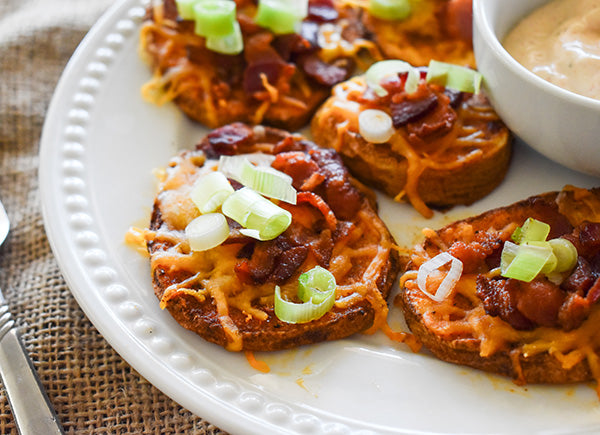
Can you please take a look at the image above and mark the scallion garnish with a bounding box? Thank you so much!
[175,0,201,20]
[365,60,419,97]
[548,238,578,273]
[219,155,296,204]
[511,218,550,244]
[369,0,412,21]
[500,218,579,282]
[193,0,237,37]
[416,252,463,301]
[190,171,234,213]
[221,187,292,240]
[500,241,553,282]
[274,266,337,324]
[254,0,308,34]
[185,213,230,251]
[358,109,394,143]
[425,60,482,94]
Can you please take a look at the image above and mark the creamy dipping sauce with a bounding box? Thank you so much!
[503,0,600,100]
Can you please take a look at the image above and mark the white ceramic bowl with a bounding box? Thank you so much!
[473,0,600,177]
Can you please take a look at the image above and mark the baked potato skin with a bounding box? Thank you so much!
[398,286,593,384]
[397,189,600,384]
[149,206,400,351]
[310,95,512,208]
[147,125,401,351]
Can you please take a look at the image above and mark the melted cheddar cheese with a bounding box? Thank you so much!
[312,76,509,218]
[138,147,398,351]
[402,188,600,394]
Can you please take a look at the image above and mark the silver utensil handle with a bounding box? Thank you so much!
[0,301,64,434]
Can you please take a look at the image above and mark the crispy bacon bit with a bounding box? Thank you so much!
[309,148,362,220]
[562,257,596,295]
[243,33,292,94]
[272,151,321,189]
[444,88,464,109]
[406,92,457,139]
[448,234,503,274]
[297,191,338,231]
[475,221,600,331]
[271,246,309,283]
[272,34,312,61]
[391,94,439,128]
[515,279,566,328]
[476,277,535,331]
[202,123,253,157]
[299,54,353,86]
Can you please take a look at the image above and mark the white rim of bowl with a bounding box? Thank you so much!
[473,0,600,111]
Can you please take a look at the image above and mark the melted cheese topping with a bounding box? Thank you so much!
[139,3,379,126]
[402,195,600,392]
[144,150,397,351]
[314,76,509,218]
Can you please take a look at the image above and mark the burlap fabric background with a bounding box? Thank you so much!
[0,0,227,433]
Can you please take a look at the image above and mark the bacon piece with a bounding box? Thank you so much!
[515,279,566,328]
[271,151,321,189]
[578,222,600,258]
[406,92,457,139]
[272,246,309,283]
[308,148,362,220]
[558,293,591,331]
[297,191,338,232]
[243,33,292,94]
[476,277,534,330]
[272,33,313,61]
[562,257,596,295]
[391,94,438,128]
[202,123,254,157]
[298,54,353,86]
[448,233,503,274]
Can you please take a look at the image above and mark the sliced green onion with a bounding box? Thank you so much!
[511,218,550,244]
[193,0,237,38]
[416,252,463,301]
[206,21,243,55]
[219,155,296,203]
[218,154,274,181]
[365,60,419,97]
[190,171,234,213]
[297,266,336,304]
[255,0,308,34]
[185,213,230,251]
[526,241,558,274]
[176,0,202,20]
[240,161,296,204]
[426,60,482,94]
[500,241,553,282]
[548,238,578,273]
[358,109,394,143]
[369,0,412,21]
[221,187,291,240]
[274,267,337,324]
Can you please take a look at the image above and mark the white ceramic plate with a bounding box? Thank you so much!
[39,1,600,434]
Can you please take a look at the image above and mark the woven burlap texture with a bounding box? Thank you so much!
[0,0,227,433]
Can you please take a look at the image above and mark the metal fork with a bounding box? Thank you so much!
[0,199,64,434]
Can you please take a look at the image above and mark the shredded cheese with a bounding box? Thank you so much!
[314,76,510,218]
